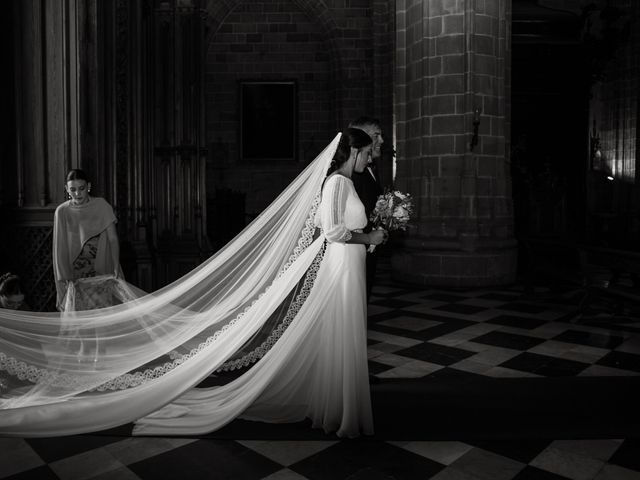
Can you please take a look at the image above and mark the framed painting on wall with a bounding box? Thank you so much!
[240,81,297,161]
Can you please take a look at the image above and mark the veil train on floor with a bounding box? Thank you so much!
[0,133,372,438]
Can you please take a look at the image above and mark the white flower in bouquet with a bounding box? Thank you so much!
[368,190,414,252]
[393,206,411,226]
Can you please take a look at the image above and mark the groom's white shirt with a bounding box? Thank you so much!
[367,166,377,182]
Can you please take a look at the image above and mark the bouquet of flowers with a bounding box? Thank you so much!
[368,190,414,252]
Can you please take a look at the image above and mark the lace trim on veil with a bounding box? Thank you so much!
[215,193,322,372]
[0,194,324,392]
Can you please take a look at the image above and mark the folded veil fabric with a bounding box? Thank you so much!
[0,133,372,438]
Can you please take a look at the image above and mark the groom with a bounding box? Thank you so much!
[349,117,385,301]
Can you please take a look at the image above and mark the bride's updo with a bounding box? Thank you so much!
[326,128,373,177]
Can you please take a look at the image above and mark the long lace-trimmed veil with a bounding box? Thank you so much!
[0,133,342,437]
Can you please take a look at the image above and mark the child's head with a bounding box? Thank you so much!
[0,273,25,309]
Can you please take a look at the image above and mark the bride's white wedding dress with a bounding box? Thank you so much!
[135,174,372,437]
[0,134,373,438]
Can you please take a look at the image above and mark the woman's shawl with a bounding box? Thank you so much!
[52,197,117,309]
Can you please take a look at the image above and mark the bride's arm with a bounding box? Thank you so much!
[321,176,386,245]
[347,231,385,246]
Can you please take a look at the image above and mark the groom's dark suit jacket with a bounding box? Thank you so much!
[352,165,384,302]
[352,166,383,229]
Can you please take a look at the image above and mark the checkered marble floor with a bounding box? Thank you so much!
[2,436,640,479]
[2,259,640,480]
[366,261,640,381]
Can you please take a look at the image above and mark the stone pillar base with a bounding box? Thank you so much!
[391,238,518,288]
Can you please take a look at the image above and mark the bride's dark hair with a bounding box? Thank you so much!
[325,128,373,177]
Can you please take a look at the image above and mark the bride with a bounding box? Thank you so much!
[0,129,386,438]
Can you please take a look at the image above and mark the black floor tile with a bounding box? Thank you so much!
[486,315,547,330]
[500,353,589,377]
[476,292,523,301]
[4,466,60,480]
[369,318,475,344]
[433,303,488,315]
[498,303,548,314]
[397,311,477,327]
[367,324,426,342]
[26,435,124,463]
[128,439,281,480]
[379,288,424,298]
[471,331,545,350]
[608,439,640,472]
[290,440,444,480]
[428,367,486,381]
[422,293,468,302]
[467,439,552,463]
[498,352,551,373]
[512,465,572,479]
[580,316,640,334]
[369,298,419,309]
[535,360,590,377]
[408,323,477,342]
[368,310,414,324]
[596,351,640,373]
[395,343,475,366]
[368,360,394,376]
[553,329,626,350]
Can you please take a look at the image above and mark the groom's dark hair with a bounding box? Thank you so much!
[349,116,381,129]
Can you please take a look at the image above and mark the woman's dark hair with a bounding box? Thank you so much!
[66,169,90,183]
[326,127,373,177]
[0,273,22,296]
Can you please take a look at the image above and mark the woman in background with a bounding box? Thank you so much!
[53,169,122,311]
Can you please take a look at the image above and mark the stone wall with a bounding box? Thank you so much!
[204,0,390,232]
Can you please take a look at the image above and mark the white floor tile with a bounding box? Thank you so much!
[237,440,337,467]
[450,359,495,375]
[377,360,443,378]
[594,464,640,480]
[389,441,474,466]
[429,332,482,347]
[529,340,580,357]
[549,439,623,462]
[87,467,142,480]
[485,366,541,378]
[50,448,123,480]
[466,347,521,367]
[260,468,311,480]
[0,439,45,478]
[105,437,180,466]
[530,446,605,480]
[367,330,423,347]
[371,353,415,367]
[578,365,640,376]
[452,447,525,480]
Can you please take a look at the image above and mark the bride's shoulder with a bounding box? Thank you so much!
[325,173,353,186]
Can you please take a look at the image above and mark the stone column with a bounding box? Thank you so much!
[393,0,516,287]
